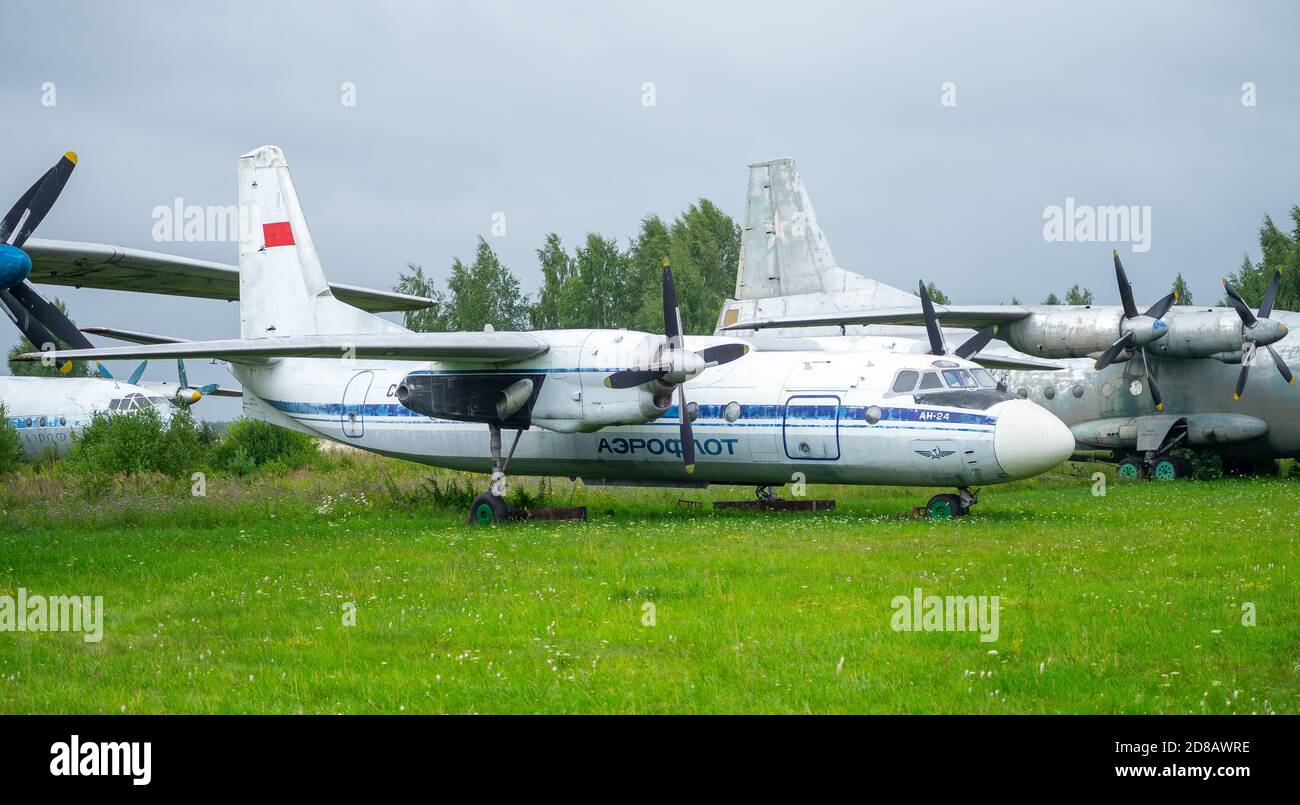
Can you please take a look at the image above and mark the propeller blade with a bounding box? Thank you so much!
[1094,331,1135,370]
[604,369,667,389]
[954,327,995,360]
[917,280,945,355]
[1143,291,1178,320]
[1265,345,1294,386]
[678,385,695,472]
[1234,360,1250,401]
[1222,278,1258,327]
[197,383,220,395]
[697,343,748,367]
[1258,268,1282,319]
[1113,251,1139,319]
[177,359,189,389]
[0,287,59,351]
[1145,360,1163,411]
[662,259,682,349]
[8,282,94,349]
[0,168,48,244]
[11,152,77,249]
[128,360,148,385]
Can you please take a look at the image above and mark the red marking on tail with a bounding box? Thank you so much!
[263,222,295,248]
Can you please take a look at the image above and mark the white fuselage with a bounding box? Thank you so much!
[228,331,1072,488]
[0,376,175,459]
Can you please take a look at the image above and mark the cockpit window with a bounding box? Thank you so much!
[970,368,998,388]
[917,371,943,390]
[148,396,167,405]
[941,369,977,389]
[891,370,919,393]
[108,399,122,410]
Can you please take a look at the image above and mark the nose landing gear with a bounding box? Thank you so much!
[924,486,978,520]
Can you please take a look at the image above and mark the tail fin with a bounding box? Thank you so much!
[237,145,406,339]
[735,159,914,305]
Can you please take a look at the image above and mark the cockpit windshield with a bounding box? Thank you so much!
[107,392,170,412]
[889,365,1014,409]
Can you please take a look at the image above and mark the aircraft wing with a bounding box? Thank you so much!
[22,239,436,313]
[15,332,550,365]
[723,304,1033,331]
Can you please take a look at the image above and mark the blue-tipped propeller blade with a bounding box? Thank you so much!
[128,360,148,385]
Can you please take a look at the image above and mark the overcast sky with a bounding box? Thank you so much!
[3,0,1298,418]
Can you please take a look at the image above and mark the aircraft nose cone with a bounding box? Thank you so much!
[992,399,1075,479]
[0,243,33,288]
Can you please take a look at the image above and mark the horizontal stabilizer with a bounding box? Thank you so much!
[23,239,436,313]
[15,332,550,365]
[723,304,1033,331]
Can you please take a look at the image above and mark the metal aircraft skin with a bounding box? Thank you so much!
[21,146,1076,519]
[0,376,180,459]
[714,159,1300,471]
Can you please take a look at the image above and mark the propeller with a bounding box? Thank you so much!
[1223,268,1293,400]
[0,151,101,375]
[604,259,750,472]
[916,281,999,360]
[170,358,220,406]
[1093,251,1176,371]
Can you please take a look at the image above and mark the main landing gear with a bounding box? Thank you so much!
[470,425,523,526]
[924,487,978,520]
[1115,452,1192,481]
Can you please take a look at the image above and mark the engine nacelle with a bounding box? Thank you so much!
[1003,308,1126,359]
[397,330,673,434]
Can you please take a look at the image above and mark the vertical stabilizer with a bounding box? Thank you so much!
[735,159,914,305]
[237,145,406,339]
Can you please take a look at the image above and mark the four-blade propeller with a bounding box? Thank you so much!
[0,152,100,375]
[1092,252,1179,410]
[917,280,997,360]
[1223,268,1293,399]
[604,259,749,472]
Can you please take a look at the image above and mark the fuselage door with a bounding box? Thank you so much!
[342,370,374,438]
[782,394,841,460]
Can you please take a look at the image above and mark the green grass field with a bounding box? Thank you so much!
[1,455,1296,714]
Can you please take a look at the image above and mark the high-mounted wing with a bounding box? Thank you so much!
[14,332,550,365]
[722,304,1032,332]
[23,239,436,313]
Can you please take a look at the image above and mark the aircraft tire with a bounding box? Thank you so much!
[1152,454,1192,481]
[925,493,966,520]
[471,492,509,526]
[1116,457,1145,481]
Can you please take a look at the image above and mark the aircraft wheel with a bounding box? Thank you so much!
[925,493,966,520]
[470,492,509,526]
[1152,454,1192,481]
[1116,457,1144,481]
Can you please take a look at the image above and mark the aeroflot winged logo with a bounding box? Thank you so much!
[915,445,956,460]
[262,221,294,247]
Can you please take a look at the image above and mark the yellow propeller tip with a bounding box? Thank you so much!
[684,464,695,474]
[1222,277,1229,285]
[1155,403,1163,411]
[1111,249,1118,257]
[603,378,613,388]
[1172,292,1179,301]
[64,151,78,165]
[1233,393,1240,400]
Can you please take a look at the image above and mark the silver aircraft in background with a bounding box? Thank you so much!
[717,159,1298,480]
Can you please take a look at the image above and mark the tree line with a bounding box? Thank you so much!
[393,200,740,335]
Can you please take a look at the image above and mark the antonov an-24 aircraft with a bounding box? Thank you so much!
[19,145,1074,522]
